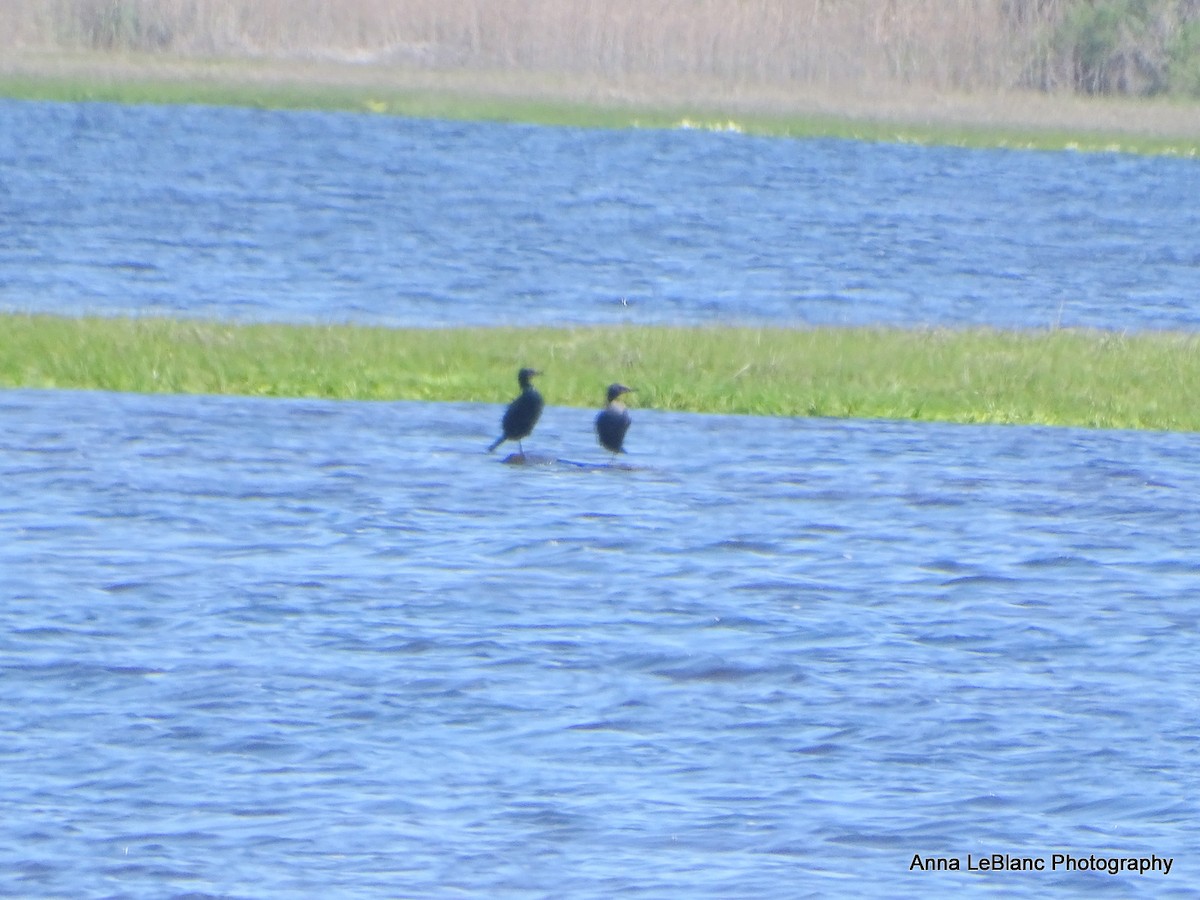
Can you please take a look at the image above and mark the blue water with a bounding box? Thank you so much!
[3,389,1200,897]
[4,98,1200,897]
[1,98,1198,329]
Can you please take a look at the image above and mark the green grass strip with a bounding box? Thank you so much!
[2,69,1198,157]
[2,314,1197,431]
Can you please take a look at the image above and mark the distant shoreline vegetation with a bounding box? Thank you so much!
[3,314,1198,433]
[6,0,1200,102]
[3,1,1200,157]
[2,52,1199,156]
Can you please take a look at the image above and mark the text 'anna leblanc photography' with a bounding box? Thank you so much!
[910,853,1174,875]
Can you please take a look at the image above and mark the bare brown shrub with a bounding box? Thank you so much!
[0,0,1195,96]
[0,0,1044,87]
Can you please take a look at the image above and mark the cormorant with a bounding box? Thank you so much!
[595,383,633,458]
[487,367,544,456]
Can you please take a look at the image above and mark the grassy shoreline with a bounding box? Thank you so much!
[3,52,1200,155]
[2,314,1197,432]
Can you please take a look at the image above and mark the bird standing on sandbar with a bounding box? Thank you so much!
[595,383,633,459]
[488,367,544,457]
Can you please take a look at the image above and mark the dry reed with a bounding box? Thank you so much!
[0,0,1183,96]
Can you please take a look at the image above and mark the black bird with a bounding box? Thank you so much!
[595,383,633,458]
[487,367,544,456]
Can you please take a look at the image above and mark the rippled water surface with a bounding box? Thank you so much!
[4,388,1200,897]
[4,96,1200,897]
[2,98,1199,329]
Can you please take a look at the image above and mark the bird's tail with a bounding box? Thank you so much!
[487,435,505,453]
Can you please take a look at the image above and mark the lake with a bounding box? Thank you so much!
[2,98,1199,898]
[1,98,1198,330]
[3,387,1199,897]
